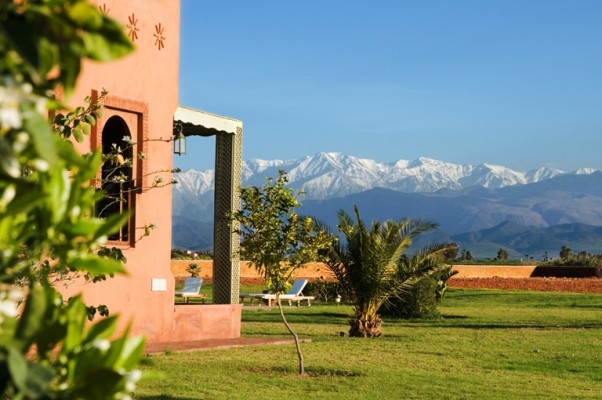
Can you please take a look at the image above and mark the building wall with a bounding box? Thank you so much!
[62,0,183,343]
[171,260,334,283]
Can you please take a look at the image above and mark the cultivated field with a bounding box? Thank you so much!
[450,277,602,293]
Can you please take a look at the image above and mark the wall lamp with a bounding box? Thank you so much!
[173,123,186,155]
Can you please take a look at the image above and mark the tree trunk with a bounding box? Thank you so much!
[276,295,305,375]
[349,314,383,338]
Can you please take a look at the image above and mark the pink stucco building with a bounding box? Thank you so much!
[63,0,243,344]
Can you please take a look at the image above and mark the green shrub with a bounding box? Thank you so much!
[382,277,440,319]
[434,265,459,302]
[304,280,341,303]
[382,265,457,319]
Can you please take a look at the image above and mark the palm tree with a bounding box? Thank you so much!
[326,206,445,337]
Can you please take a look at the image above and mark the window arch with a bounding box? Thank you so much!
[98,116,134,243]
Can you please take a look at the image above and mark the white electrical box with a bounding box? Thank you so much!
[151,278,167,292]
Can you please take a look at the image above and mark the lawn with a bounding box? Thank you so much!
[137,288,602,399]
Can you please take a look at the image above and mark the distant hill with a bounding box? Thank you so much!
[451,221,602,259]
[171,152,602,257]
[172,215,213,251]
[299,177,602,235]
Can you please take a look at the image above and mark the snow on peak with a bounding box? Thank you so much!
[173,152,594,204]
[574,168,598,175]
[525,166,565,182]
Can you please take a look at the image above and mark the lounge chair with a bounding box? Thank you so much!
[239,278,315,307]
[175,277,206,304]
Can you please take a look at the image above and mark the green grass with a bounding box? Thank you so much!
[137,288,602,399]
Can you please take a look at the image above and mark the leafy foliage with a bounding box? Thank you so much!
[231,170,332,293]
[0,0,144,398]
[326,206,449,337]
[0,0,133,97]
[304,280,341,303]
[540,246,602,269]
[383,261,458,319]
[231,170,333,375]
[496,248,509,260]
[187,263,202,278]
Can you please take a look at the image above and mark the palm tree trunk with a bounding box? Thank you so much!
[349,313,383,338]
[276,295,305,375]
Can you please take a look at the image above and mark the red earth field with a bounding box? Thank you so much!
[448,277,602,293]
[238,277,602,294]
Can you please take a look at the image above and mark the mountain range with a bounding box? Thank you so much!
[172,152,602,258]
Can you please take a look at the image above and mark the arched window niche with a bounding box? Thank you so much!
[98,115,134,243]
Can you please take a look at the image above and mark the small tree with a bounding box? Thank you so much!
[460,249,473,261]
[230,170,332,374]
[326,206,446,337]
[497,248,509,261]
[187,263,201,277]
[560,245,572,261]
[442,242,459,261]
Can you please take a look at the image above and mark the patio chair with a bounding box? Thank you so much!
[175,277,206,304]
[239,278,315,307]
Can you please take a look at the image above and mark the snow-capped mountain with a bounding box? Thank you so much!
[171,152,602,253]
[173,152,597,215]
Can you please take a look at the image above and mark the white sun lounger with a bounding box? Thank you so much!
[175,277,206,303]
[239,278,315,307]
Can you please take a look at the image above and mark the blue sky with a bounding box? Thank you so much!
[176,0,602,173]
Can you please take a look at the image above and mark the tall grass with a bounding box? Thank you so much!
[137,288,602,399]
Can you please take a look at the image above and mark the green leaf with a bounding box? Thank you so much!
[84,114,97,126]
[83,316,118,345]
[69,219,106,238]
[67,2,103,29]
[79,150,103,180]
[7,347,27,392]
[72,125,84,142]
[53,113,67,125]
[71,256,126,276]
[24,113,57,170]
[64,297,86,354]
[70,369,123,399]
[80,121,91,135]
[21,363,53,398]
[82,15,134,62]
[2,18,43,84]
[87,17,135,61]
[15,284,48,352]
[37,36,59,81]
[60,41,83,96]
[103,328,144,371]
[93,211,131,240]
[5,187,46,215]
[117,335,145,370]
[47,164,70,224]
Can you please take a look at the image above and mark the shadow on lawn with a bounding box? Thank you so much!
[238,365,364,378]
[137,397,198,400]
[413,315,602,330]
[242,310,350,324]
